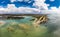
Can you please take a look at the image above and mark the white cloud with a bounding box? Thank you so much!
[50,7,60,11]
[24,0,30,2]
[0,4,41,14]
[10,0,16,2]
[10,0,33,4]
[0,0,59,14]
[10,0,30,3]
[33,0,49,10]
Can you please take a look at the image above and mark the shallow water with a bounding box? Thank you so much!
[0,16,54,37]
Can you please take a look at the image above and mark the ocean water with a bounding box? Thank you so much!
[0,16,53,37]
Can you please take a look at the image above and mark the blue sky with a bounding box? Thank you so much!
[45,0,60,8]
[0,0,60,8]
[0,0,60,14]
[0,0,35,8]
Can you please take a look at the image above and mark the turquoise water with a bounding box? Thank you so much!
[0,16,53,37]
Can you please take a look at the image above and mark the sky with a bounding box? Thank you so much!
[0,0,60,14]
[45,0,60,8]
[0,0,60,8]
